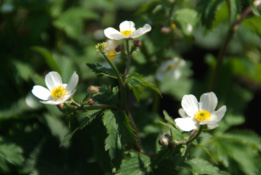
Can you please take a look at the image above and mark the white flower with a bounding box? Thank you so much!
[32,71,79,105]
[175,92,226,131]
[104,21,151,40]
[156,57,186,81]
[105,40,118,61]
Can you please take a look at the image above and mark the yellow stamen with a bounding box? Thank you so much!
[194,110,211,123]
[51,86,67,100]
[108,50,116,61]
[171,23,176,29]
[165,64,175,72]
[121,30,133,37]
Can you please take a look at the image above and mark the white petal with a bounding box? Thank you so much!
[104,27,126,40]
[200,92,217,112]
[66,72,79,92]
[40,100,61,105]
[119,21,135,32]
[207,123,219,129]
[175,118,198,131]
[181,94,199,118]
[32,85,50,100]
[45,71,63,91]
[213,105,227,122]
[173,69,181,79]
[132,24,151,38]
[178,108,188,118]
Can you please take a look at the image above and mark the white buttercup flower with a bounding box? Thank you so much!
[156,57,186,81]
[104,21,151,40]
[175,92,226,131]
[32,71,79,105]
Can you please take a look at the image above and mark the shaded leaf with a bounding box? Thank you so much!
[86,63,117,79]
[125,72,161,101]
[117,151,151,175]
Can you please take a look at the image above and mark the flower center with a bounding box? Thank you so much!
[108,50,116,61]
[121,30,133,37]
[51,86,67,100]
[165,64,175,72]
[194,110,211,123]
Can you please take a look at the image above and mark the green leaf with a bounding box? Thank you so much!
[162,111,184,141]
[174,8,198,35]
[117,151,151,175]
[53,7,99,38]
[103,110,123,160]
[60,111,103,147]
[31,46,61,74]
[125,72,161,101]
[197,0,225,28]
[0,139,24,173]
[86,63,117,79]
[113,111,138,149]
[243,16,261,37]
[183,158,221,175]
[227,0,241,24]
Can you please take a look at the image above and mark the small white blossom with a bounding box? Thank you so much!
[156,57,186,81]
[32,71,79,105]
[175,92,226,131]
[104,21,151,40]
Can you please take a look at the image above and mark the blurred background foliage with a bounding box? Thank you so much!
[0,0,261,174]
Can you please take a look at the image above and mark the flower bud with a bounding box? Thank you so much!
[254,0,261,6]
[87,98,94,106]
[158,133,171,146]
[88,86,99,94]
[134,40,142,48]
[57,103,64,110]
[161,27,171,34]
[115,45,122,52]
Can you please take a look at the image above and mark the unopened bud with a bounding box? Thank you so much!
[161,27,171,34]
[87,98,94,106]
[134,40,142,48]
[115,45,122,52]
[158,134,171,146]
[57,103,64,110]
[88,86,99,94]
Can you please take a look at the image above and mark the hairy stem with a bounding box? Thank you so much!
[122,39,132,83]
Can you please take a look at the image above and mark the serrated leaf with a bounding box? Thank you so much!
[197,0,225,28]
[192,143,217,164]
[227,0,241,24]
[0,139,24,173]
[117,151,151,175]
[113,111,138,149]
[183,158,221,175]
[103,110,123,160]
[31,46,61,74]
[125,72,161,101]
[86,63,117,78]
[60,111,103,147]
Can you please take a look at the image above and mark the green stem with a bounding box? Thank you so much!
[209,6,254,91]
[186,126,203,145]
[122,39,132,83]
[101,52,127,111]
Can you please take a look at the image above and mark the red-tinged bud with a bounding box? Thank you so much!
[87,98,94,106]
[115,45,122,52]
[134,40,142,48]
[87,86,99,94]
[158,133,171,146]
[161,27,171,34]
[57,103,64,110]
